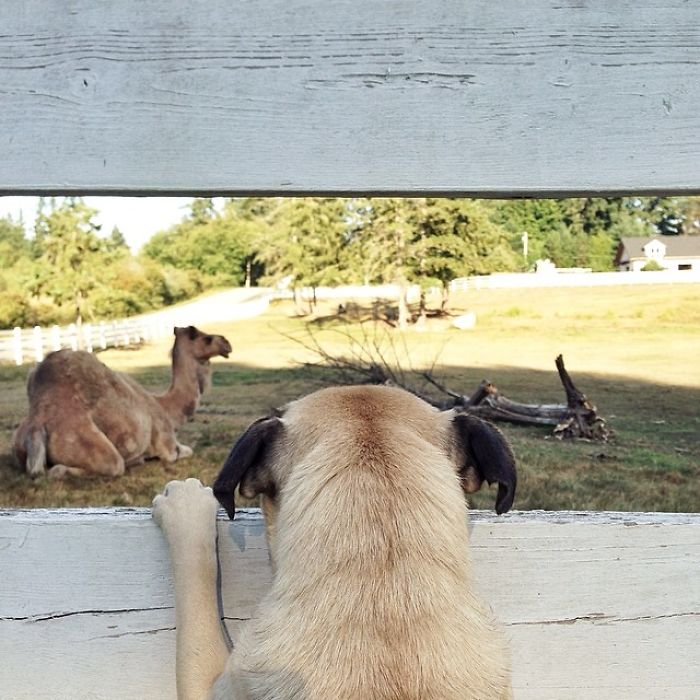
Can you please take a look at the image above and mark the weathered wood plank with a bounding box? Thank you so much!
[2,0,700,196]
[1,509,698,698]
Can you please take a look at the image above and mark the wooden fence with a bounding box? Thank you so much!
[0,318,168,366]
[1,508,698,699]
[450,269,700,291]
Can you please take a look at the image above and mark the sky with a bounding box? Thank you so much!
[0,196,211,252]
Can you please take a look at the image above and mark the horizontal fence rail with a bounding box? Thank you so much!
[2,0,700,196]
[274,271,700,303]
[0,289,271,365]
[0,508,697,699]
[450,268,700,291]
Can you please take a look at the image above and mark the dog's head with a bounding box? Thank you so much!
[213,386,517,554]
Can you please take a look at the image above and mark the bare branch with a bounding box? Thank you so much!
[278,321,610,441]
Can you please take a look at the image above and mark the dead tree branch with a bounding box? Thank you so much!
[290,323,610,441]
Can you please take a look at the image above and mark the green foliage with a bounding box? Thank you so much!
[680,197,700,235]
[330,198,517,291]
[641,259,665,272]
[135,194,700,310]
[142,198,260,286]
[0,198,205,329]
[22,198,105,324]
[494,197,660,271]
[0,275,29,328]
[257,198,351,290]
[632,197,684,235]
[0,216,31,268]
[416,198,518,282]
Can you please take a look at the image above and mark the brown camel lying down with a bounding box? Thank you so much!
[12,325,231,479]
[153,384,516,700]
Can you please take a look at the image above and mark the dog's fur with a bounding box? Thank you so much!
[153,384,516,700]
[13,325,231,479]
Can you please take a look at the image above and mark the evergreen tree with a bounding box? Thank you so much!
[107,226,129,254]
[0,215,30,268]
[632,197,685,235]
[30,198,106,327]
[679,197,700,235]
[415,199,518,304]
[258,198,350,311]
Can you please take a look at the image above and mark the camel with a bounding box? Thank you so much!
[12,325,231,480]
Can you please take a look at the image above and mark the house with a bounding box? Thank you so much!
[615,236,700,272]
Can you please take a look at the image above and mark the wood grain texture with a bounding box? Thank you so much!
[1,508,698,698]
[1,0,699,196]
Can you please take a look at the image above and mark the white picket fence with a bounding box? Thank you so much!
[0,288,272,365]
[450,268,700,291]
[273,283,426,303]
[0,319,168,366]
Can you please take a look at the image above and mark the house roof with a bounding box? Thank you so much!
[618,236,700,260]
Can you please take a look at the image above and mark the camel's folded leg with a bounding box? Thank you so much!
[52,454,146,478]
[177,443,194,459]
[153,479,230,700]
[45,420,126,479]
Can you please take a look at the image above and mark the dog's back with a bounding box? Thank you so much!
[215,386,512,700]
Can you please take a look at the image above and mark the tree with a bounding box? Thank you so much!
[415,199,518,304]
[0,215,30,268]
[106,226,129,254]
[259,198,351,311]
[350,198,420,328]
[342,199,517,324]
[493,198,568,267]
[632,197,685,235]
[221,198,276,286]
[679,197,700,235]
[30,198,107,328]
[496,197,653,271]
[142,198,261,286]
[0,275,30,327]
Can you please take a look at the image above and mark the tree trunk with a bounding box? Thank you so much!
[245,259,252,288]
[397,283,410,330]
[75,291,84,350]
[292,288,304,316]
[414,291,427,330]
[441,283,450,311]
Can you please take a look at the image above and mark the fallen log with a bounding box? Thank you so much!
[422,355,610,441]
[292,324,610,441]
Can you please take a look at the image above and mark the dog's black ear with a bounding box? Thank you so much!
[451,413,517,515]
[213,417,283,520]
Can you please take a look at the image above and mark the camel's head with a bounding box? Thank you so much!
[173,326,232,362]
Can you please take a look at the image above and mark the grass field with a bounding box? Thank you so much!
[1,284,698,512]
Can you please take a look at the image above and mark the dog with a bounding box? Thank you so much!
[153,384,516,699]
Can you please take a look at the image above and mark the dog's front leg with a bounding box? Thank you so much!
[153,478,230,700]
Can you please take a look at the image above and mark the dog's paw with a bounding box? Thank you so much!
[152,478,218,536]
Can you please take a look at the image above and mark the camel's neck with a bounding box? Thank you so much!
[156,346,202,427]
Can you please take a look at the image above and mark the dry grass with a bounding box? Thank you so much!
[1,284,698,512]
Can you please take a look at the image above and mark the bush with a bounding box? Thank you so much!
[160,265,202,304]
[0,291,30,328]
[641,259,665,271]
